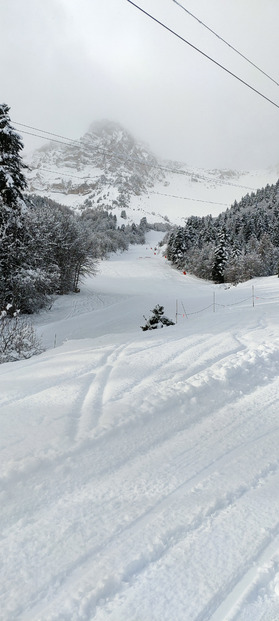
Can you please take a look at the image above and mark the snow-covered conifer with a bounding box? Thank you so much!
[0,104,28,309]
[0,104,27,208]
[141,305,175,331]
[212,230,228,283]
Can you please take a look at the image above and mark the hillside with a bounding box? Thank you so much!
[25,121,279,224]
[1,233,279,620]
[167,178,279,283]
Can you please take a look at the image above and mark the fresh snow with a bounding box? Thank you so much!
[1,232,279,620]
[128,166,279,222]
[25,138,279,224]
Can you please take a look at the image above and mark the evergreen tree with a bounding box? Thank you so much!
[0,104,28,309]
[212,230,228,283]
[0,104,27,207]
[141,305,175,331]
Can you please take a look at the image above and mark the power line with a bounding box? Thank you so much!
[16,126,175,173]
[150,191,229,205]
[29,166,232,207]
[172,0,279,88]
[16,126,257,192]
[28,168,230,206]
[30,161,256,197]
[32,167,100,181]
[126,0,279,111]
[29,162,256,206]
[192,172,255,192]
[17,128,79,149]
[11,121,79,144]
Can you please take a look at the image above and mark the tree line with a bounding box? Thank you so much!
[166,182,279,283]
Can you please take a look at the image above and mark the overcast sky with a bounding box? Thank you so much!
[2,0,279,169]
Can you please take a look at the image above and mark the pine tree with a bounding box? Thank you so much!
[141,305,175,331]
[0,104,28,309]
[212,230,228,283]
[0,104,27,207]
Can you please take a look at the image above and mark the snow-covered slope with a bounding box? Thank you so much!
[25,121,279,224]
[1,233,279,620]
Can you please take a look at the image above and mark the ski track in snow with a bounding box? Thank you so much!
[1,234,279,620]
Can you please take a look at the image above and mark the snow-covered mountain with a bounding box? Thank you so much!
[27,120,164,213]
[26,121,279,225]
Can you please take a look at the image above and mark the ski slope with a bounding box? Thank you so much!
[1,232,279,620]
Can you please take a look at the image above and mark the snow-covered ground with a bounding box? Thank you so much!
[1,232,279,620]
[26,149,279,225]
[128,166,279,222]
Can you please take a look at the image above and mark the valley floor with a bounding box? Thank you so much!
[1,233,279,620]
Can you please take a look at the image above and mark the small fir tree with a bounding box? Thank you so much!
[141,305,175,331]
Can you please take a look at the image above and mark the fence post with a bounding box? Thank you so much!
[252,285,255,308]
[181,301,187,319]
[176,299,178,323]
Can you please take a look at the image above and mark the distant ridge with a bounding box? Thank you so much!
[25,121,279,225]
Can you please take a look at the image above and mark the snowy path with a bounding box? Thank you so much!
[1,234,279,620]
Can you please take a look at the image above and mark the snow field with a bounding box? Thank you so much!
[1,233,279,620]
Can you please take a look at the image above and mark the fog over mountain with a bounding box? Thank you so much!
[26,120,279,225]
[2,1,279,170]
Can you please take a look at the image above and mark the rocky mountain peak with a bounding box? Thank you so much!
[26,120,163,210]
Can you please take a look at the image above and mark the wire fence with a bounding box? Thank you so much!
[175,285,279,321]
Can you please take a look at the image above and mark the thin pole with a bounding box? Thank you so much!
[181,301,187,318]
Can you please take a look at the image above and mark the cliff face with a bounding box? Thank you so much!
[26,120,164,209]
[25,120,279,226]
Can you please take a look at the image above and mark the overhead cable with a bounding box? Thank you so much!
[172,0,279,88]
[126,0,279,111]
[15,125,257,192]
[150,191,229,205]
[14,125,176,173]
[11,121,78,144]
[29,167,230,206]
[33,167,100,181]
[29,160,256,194]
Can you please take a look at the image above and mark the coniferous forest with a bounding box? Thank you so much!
[166,184,279,283]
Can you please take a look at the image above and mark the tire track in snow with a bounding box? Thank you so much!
[233,556,279,621]
[113,332,242,401]
[1,333,278,490]
[87,463,279,621]
[14,413,279,621]
[2,336,278,495]
[3,363,278,548]
[0,350,106,409]
[18,454,279,621]
[70,342,129,442]
[2,389,279,617]
[197,529,279,621]
[2,335,279,619]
